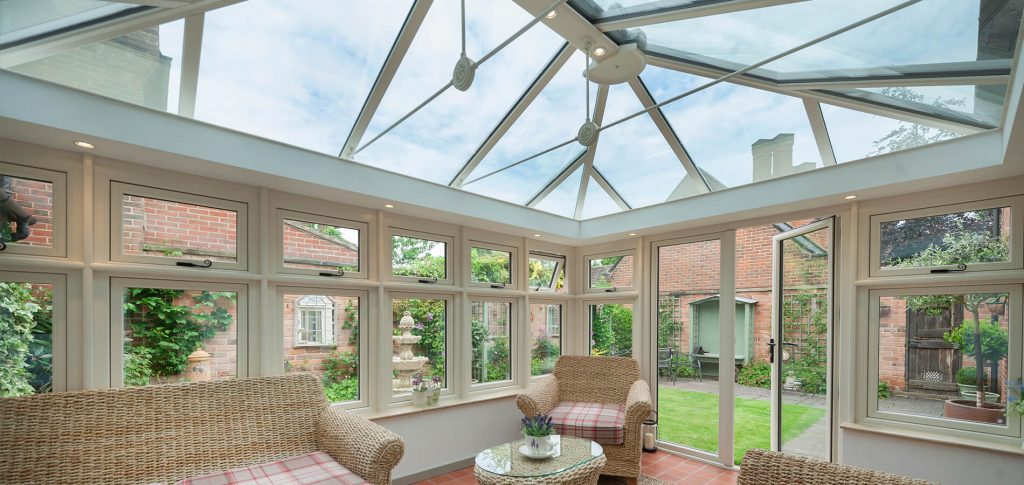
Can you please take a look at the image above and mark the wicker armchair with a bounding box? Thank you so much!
[738,449,937,485]
[0,374,404,485]
[516,356,652,484]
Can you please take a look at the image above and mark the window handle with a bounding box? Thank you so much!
[417,277,438,284]
[605,287,618,293]
[176,259,213,268]
[930,263,966,274]
[490,282,506,289]
[319,269,345,277]
[768,338,776,364]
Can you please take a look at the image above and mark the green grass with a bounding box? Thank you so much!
[657,387,826,465]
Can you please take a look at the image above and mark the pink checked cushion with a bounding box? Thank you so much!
[549,401,626,445]
[177,452,368,485]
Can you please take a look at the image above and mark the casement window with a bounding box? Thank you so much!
[469,241,517,289]
[112,278,247,387]
[111,182,248,270]
[530,302,563,377]
[389,228,454,285]
[277,209,368,279]
[0,271,66,396]
[471,298,514,388]
[528,253,566,293]
[0,162,66,258]
[869,196,1022,277]
[585,251,635,292]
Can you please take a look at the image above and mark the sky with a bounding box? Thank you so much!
[20,0,1004,219]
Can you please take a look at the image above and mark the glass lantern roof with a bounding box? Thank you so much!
[2,0,1021,220]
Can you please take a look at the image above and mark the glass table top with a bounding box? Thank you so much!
[475,435,603,478]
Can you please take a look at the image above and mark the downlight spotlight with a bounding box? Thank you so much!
[74,140,95,149]
[545,10,557,19]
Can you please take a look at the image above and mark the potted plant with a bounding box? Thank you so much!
[521,414,556,456]
[411,373,429,407]
[939,302,1008,424]
[426,375,442,406]
[955,366,999,402]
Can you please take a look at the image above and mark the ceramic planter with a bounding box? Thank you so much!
[943,399,1006,425]
[411,389,428,407]
[523,432,555,455]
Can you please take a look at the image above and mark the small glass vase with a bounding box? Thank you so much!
[426,388,441,406]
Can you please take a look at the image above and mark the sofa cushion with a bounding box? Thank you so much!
[178,452,368,485]
[549,401,626,445]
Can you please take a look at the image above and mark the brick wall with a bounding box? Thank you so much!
[122,195,239,261]
[6,177,54,248]
[282,221,358,270]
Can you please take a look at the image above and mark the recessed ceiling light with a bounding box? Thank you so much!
[593,47,607,56]
[533,234,542,237]
[844,195,857,200]
[545,10,557,19]
[73,141,95,149]
[384,203,395,208]
[628,233,637,236]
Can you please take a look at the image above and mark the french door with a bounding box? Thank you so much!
[770,218,835,460]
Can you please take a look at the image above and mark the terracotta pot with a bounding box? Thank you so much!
[943,399,1006,424]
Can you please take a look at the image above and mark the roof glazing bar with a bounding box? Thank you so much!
[804,100,837,166]
[341,0,432,158]
[450,43,574,187]
[526,151,585,207]
[591,166,631,210]
[176,13,204,118]
[591,0,806,31]
[574,83,608,219]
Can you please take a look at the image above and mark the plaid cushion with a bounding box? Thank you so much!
[549,401,626,445]
[177,452,367,485]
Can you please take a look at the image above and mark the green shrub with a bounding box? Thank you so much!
[736,360,771,389]
[123,344,153,387]
[485,336,511,382]
[878,381,892,399]
[955,366,988,386]
[944,321,1009,364]
[793,364,827,395]
[0,282,39,397]
[323,349,358,385]
[531,356,558,376]
[532,336,559,361]
[323,377,358,402]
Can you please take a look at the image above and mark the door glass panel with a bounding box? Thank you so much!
[656,239,719,455]
[589,303,633,358]
[876,291,1010,428]
[778,226,831,458]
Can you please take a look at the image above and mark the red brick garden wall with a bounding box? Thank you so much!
[8,177,54,248]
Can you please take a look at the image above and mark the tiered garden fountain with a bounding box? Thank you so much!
[393,311,428,392]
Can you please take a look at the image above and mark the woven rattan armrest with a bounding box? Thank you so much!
[516,375,560,417]
[624,380,653,429]
[316,406,405,485]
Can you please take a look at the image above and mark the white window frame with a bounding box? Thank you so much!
[276,209,369,279]
[387,291,455,404]
[869,196,1023,278]
[528,252,565,293]
[584,298,639,359]
[467,240,518,290]
[110,182,249,271]
[864,284,1022,439]
[387,227,454,285]
[109,278,249,387]
[469,296,518,391]
[277,286,369,410]
[0,162,67,258]
[584,250,637,293]
[294,295,337,347]
[0,271,68,392]
[528,300,565,380]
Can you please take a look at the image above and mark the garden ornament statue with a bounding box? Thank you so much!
[393,311,428,392]
[0,176,37,243]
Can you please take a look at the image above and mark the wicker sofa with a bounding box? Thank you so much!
[0,374,404,485]
[738,449,938,485]
[516,356,652,485]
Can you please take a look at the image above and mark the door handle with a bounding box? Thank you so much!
[782,342,798,347]
[768,338,776,364]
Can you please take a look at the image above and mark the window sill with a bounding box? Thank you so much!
[841,421,1024,456]
[357,387,522,421]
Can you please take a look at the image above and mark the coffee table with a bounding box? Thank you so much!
[474,435,606,485]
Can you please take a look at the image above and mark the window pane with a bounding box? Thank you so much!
[822,103,962,163]
[194,0,412,154]
[392,297,447,394]
[122,194,238,263]
[391,235,446,279]
[877,292,1010,427]
[471,247,512,285]
[589,303,633,358]
[589,255,634,288]
[9,21,183,111]
[880,207,1011,270]
[530,303,561,376]
[471,300,512,384]
[528,256,565,292]
[657,239,721,456]
[284,294,359,403]
[282,219,360,272]
[122,287,238,386]
[0,281,54,397]
[1,174,53,248]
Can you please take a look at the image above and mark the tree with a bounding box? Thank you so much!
[392,236,445,278]
[868,87,962,157]
[471,248,510,284]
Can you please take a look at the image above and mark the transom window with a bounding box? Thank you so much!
[389,229,452,284]
[528,253,566,292]
[469,243,515,289]
[586,252,635,291]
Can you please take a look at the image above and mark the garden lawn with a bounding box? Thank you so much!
[657,387,826,465]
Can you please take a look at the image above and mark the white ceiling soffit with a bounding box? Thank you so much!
[0,69,1019,243]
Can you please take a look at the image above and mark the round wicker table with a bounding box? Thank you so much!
[474,436,606,485]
